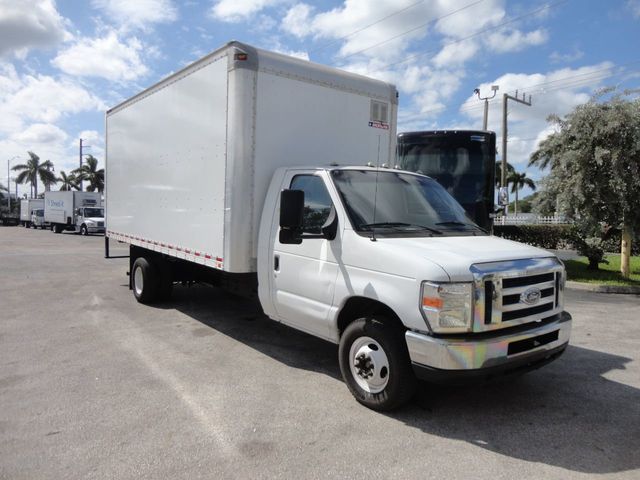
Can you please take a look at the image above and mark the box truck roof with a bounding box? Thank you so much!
[106,41,397,117]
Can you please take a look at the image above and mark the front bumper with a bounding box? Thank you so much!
[406,311,572,384]
[87,226,105,233]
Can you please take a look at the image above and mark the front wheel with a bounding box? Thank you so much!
[339,317,416,411]
[80,224,88,236]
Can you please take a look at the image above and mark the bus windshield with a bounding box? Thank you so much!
[396,131,495,230]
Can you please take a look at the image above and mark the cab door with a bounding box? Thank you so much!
[270,171,340,340]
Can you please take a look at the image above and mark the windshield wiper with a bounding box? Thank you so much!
[435,221,488,233]
[359,222,443,234]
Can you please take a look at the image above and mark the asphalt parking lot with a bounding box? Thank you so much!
[1,226,639,480]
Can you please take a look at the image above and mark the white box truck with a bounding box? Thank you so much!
[106,42,571,410]
[20,198,43,227]
[44,191,104,235]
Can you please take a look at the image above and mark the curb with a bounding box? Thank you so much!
[566,280,640,294]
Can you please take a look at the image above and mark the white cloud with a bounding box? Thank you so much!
[52,31,149,82]
[282,3,313,38]
[432,39,479,68]
[627,0,640,18]
[0,0,71,57]
[210,0,285,23]
[0,64,104,135]
[92,0,178,30]
[485,28,548,54]
[12,123,68,144]
[549,48,584,64]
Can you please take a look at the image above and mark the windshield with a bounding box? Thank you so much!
[331,170,483,236]
[35,210,44,217]
[84,208,104,217]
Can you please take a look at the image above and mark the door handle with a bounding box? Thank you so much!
[274,255,280,271]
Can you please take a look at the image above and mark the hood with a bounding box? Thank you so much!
[371,235,555,282]
[85,217,104,222]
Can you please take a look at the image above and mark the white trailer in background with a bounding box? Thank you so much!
[20,198,44,228]
[44,191,104,235]
[105,41,571,411]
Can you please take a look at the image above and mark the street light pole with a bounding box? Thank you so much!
[474,85,499,130]
[501,90,532,188]
[79,138,91,191]
[7,156,19,209]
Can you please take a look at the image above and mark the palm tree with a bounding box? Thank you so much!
[495,160,515,187]
[73,155,104,192]
[57,171,80,191]
[12,152,57,198]
[507,170,536,215]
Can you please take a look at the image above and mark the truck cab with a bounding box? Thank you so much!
[30,209,47,229]
[74,207,105,235]
[258,166,571,409]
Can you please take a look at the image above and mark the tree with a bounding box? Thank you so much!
[495,161,515,187]
[73,155,104,192]
[57,171,80,191]
[507,170,536,215]
[11,152,56,198]
[529,89,640,275]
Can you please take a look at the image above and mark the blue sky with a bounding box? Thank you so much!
[1,0,639,198]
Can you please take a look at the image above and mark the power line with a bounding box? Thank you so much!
[341,0,486,59]
[366,0,569,74]
[411,61,640,117]
[309,0,427,54]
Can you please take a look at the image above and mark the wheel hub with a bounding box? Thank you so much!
[349,336,390,394]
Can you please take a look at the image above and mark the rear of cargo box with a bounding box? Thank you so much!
[106,48,229,271]
[106,41,397,274]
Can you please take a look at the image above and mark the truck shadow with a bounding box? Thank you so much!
[162,285,639,475]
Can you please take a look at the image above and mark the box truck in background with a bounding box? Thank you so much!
[106,42,571,410]
[20,198,44,228]
[30,208,48,229]
[44,191,104,235]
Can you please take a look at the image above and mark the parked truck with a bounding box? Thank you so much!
[30,208,48,229]
[44,191,104,235]
[20,198,44,228]
[106,42,571,410]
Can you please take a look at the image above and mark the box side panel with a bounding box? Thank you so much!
[106,56,228,266]
[44,191,72,224]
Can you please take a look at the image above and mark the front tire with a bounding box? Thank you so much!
[339,317,416,411]
[132,257,160,304]
[80,224,88,236]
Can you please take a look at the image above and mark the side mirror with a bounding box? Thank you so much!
[279,189,304,244]
[498,187,509,206]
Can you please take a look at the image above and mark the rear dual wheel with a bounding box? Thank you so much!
[132,257,173,304]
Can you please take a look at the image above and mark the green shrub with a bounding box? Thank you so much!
[493,224,640,255]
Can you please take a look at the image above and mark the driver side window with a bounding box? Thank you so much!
[290,175,333,234]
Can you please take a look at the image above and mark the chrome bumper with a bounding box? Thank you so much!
[406,311,571,372]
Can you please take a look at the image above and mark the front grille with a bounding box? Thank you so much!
[98,222,104,227]
[471,258,564,332]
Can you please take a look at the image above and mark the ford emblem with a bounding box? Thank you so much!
[520,287,541,305]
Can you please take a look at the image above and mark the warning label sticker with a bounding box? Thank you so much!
[368,121,389,130]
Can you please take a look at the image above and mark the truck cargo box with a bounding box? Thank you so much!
[44,191,102,225]
[106,41,398,273]
[20,199,44,222]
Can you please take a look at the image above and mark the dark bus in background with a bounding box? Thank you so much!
[396,130,496,231]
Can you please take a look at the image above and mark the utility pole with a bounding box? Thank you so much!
[78,139,91,191]
[501,90,532,188]
[474,85,499,130]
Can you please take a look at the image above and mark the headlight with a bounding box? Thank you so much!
[421,282,473,333]
[86,220,95,225]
